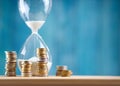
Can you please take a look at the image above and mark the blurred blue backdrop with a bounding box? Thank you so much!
[0,0,120,75]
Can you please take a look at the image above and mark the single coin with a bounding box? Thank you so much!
[56,66,68,70]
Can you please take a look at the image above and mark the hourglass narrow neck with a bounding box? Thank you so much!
[31,29,39,34]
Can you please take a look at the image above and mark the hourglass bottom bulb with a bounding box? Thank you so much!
[18,57,52,76]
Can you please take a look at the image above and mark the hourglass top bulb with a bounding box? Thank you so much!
[19,0,52,32]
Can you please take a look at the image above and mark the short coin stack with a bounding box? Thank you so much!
[56,66,67,76]
[56,66,72,77]
[5,51,17,76]
[36,48,48,77]
[21,61,32,77]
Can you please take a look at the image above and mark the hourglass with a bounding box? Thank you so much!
[18,0,52,75]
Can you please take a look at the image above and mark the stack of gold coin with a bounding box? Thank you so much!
[61,70,72,77]
[5,51,17,76]
[21,61,32,77]
[56,66,67,76]
[36,48,48,77]
[36,48,47,58]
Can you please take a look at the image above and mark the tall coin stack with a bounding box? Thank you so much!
[21,61,32,77]
[36,48,48,77]
[5,51,17,76]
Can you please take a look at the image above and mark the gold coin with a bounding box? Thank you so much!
[21,65,32,68]
[6,58,16,62]
[5,71,16,74]
[56,66,68,70]
[21,73,32,77]
[6,63,16,67]
[37,65,47,69]
[6,59,16,62]
[5,51,16,55]
[5,63,16,67]
[5,72,16,76]
[6,56,16,59]
[21,67,31,70]
[6,62,16,64]
[21,68,31,71]
[37,54,47,58]
[38,61,47,64]
[37,53,47,55]
[37,70,48,74]
[37,58,48,63]
[6,54,16,58]
[5,66,16,69]
[6,57,16,61]
[39,58,48,61]
[37,64,47,66]
[21,61,32,65]
[61,74,71,77]
[6,64,16,67]
[62,70,72,74]
[36,48,47,52]
[5,74,16,76]
[37,48,47,51]
[6,69,16,72]
[37,65,47,68]
[37,61,47,64]
[37,68,48,71]
[21,71,31,73]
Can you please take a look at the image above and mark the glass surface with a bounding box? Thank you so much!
[18,0,52,75]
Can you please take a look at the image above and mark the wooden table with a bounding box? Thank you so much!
[0,76,120,86]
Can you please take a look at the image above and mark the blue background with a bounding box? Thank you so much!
[0,0,120,75]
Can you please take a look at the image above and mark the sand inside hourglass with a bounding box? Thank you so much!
[25,21,45,32]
